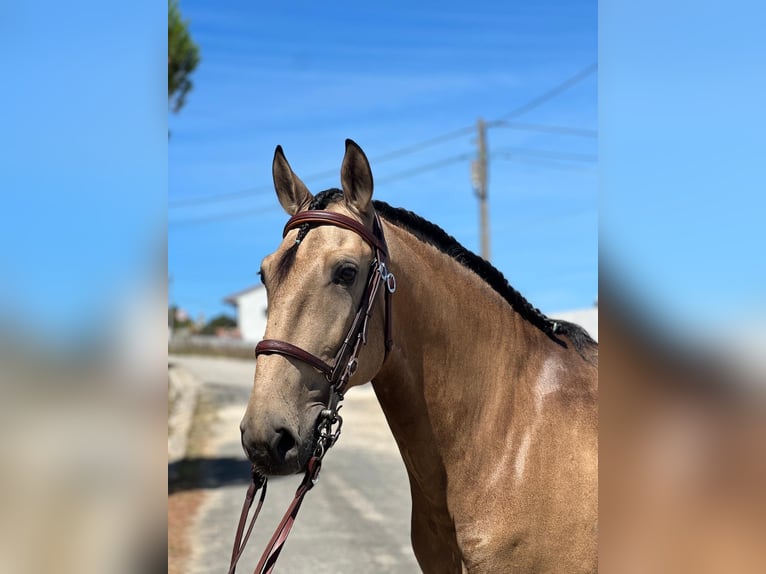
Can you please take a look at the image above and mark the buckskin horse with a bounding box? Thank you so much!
[238,139,598,573]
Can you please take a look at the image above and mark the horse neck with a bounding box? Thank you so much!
[372,222,553,496]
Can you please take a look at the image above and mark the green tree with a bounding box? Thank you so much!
[200,314,237,336]
[168,305,194,330]
[168,0,200,113]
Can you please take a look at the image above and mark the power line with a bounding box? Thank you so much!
[495,156,598,174]
[169,184,271,208]
[493,147,597,163]
[494,63,597,121]
[169,64,596,209]
[170,120,595,209]
[168,167,338,208]
[370,126,475,164]
[169,204,283,227]
[169,146,596,227]
[376,153,473,185]
[169,128,475,209]
[491,122,597,138]
[169,154,473,226]
[472,63,596,252]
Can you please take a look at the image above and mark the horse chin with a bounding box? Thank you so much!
[251,436,314,477]
[251,456,300,478]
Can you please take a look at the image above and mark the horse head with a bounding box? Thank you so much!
[240,140,389,476]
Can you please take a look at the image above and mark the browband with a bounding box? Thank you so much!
[283,211,388,256]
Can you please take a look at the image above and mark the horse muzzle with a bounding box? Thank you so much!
[240,419,307,476]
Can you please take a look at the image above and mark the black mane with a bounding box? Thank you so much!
[372,200,597,359]
[291,188,597,359]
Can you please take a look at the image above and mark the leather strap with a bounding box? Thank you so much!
[226,458,320,574]
[385,286,394,352]
[252,457,321,573]
[284,211,388,256]
[228,474,267,574]
[255,340,333,378]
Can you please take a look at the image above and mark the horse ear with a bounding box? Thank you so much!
[272,145,313,215]
[340,139,373,216]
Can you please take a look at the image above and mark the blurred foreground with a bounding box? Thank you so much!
[1,276,764,573]
[0,282,167,574]
[600,272,766,573]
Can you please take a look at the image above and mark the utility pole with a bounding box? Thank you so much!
[471,117,490,260]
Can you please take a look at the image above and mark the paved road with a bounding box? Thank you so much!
[170,355,420,573]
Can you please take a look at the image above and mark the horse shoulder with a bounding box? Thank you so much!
[454,351,598,573]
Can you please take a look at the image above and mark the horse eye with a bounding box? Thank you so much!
[334,265,357,286]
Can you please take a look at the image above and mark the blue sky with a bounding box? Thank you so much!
[168,0,598,322]
[0,0,761,345]
[0,0,166,340]
[600,0,766,334]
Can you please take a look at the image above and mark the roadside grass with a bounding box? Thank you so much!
[168,376,219,574]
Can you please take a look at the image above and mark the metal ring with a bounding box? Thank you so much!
[310,461,322,485]
[386,273,396,293]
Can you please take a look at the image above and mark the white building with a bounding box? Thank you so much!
[224,284,268,342]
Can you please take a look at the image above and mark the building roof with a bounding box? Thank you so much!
[223,283,264,306]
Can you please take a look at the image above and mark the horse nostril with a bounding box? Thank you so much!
[274,427,296,462]
[240,428,257,461]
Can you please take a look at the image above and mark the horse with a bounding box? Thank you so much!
[239,139,598,573]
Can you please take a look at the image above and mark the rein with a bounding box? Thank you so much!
[227,209,395,574]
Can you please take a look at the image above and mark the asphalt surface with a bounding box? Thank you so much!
[170,354,420,574]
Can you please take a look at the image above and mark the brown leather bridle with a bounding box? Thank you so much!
[255,209,395,397]
[227,208,395,574]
